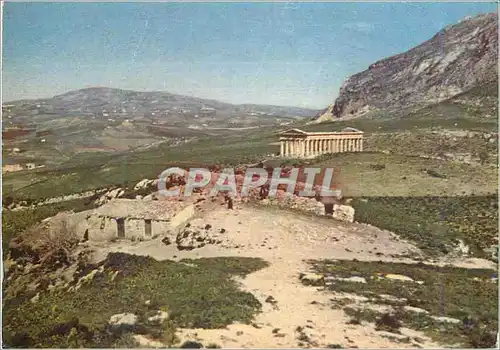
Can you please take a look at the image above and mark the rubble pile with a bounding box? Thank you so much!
[166,221,236,251]
[127,164,354,222]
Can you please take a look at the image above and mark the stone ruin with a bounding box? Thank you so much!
[45,163,355,246]
[62,198,197,243]
[152,164,355,223]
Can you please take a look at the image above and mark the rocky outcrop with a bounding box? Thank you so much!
[108,313,138,329]
[331,204,355,223]
[95,187,126,206]
[316,13,498,122]
[299,273,325,286]
[173,221,235,250]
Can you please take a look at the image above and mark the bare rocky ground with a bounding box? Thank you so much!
[85,204,494,348]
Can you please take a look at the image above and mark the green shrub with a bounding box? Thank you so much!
[3,254,269,347]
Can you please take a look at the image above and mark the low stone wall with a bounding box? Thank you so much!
[260,195,326,215]
[259,194,355,223]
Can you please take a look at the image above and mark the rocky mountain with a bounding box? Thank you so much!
[315,13,498,122]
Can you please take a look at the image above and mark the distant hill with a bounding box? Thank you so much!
[314,13,498,123]
[3,87,319,126]
[1,87,318,168]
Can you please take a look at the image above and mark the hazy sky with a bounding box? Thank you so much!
[3,1,497,108]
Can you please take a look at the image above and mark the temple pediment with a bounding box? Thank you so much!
[279,128,308,136]
[342,127,363,133]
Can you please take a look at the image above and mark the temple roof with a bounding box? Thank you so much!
[279,127,363,136]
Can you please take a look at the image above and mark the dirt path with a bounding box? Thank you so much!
[92,205,493,348]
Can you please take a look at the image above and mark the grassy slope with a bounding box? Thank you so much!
[366,131,497,163]
[3,253,269,348]
[352,195,498,258]
[315,152,497,197]
[309,259,498,347]
[302,117,498,134]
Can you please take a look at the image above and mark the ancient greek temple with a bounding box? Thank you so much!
[279,127,364,158]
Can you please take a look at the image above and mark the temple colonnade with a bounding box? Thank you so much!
[279,128,364,158]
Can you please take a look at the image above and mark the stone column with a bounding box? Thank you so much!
[280,141,284,157]
[360,138,363,152]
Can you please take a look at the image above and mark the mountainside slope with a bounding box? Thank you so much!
[315,13,498,122]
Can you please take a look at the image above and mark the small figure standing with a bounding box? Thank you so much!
[224,194,234,209]
[259,184,269,199]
